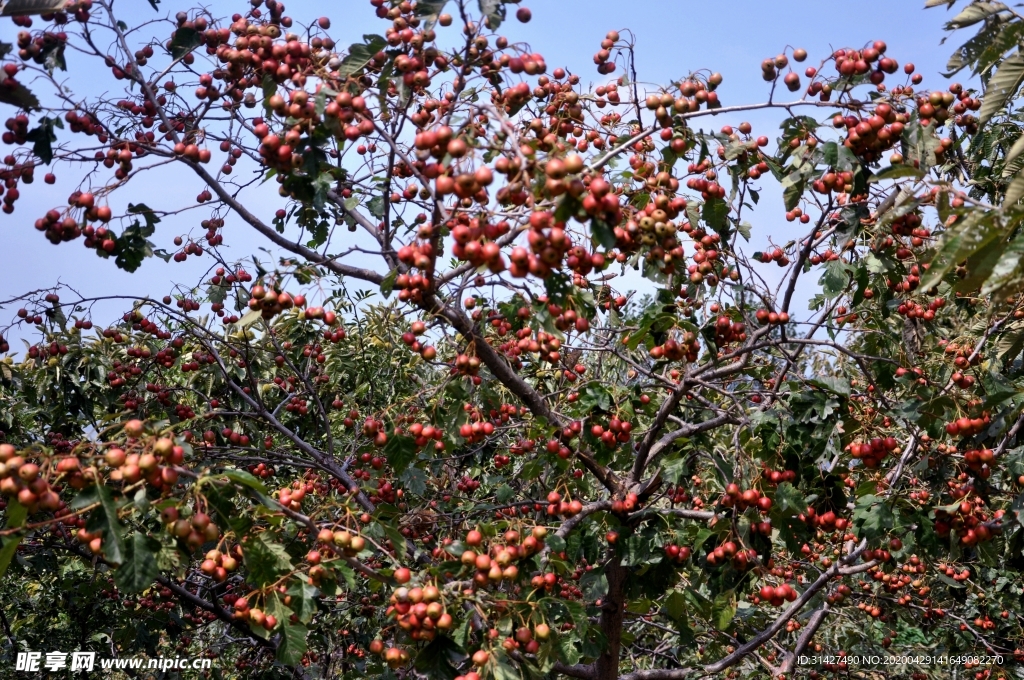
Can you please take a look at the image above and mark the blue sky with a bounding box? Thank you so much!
[1,0,964,331]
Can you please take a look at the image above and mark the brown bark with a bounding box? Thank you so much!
[596,558,628,680]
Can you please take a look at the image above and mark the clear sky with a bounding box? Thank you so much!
[1,0,964,331]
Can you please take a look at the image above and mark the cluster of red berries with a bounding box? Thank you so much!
[663,543,692,563]
[544,491,583,517]
[756,582,798,606]
[798,507,849,533]
[944,413,989,438]
[649,331,700,362]
[934,499,1003,546]
[897,297,944,320]
[386,584,452,642]
[706,540,759,570]
[846,436,898,468]
[199,547,240,582]
[721,483,773,512]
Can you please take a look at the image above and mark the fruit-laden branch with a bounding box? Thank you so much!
[702,539,874,674]
[539,500,613,566]
[426,292,623,493]
[778,603,831,674]
[616,543,876,680]
[197,336,376,513]
[58,538,276,652]
[272,503,395,585]
[632,507,716,523]
[587,99,865,172]
[635,412,738,482]
[187,162,386,285]
[155,576,278,651]
[632,324,772,484]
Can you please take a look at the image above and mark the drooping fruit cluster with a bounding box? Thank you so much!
[663,543,692,564]
[756,582,799,606]
[760,464,797,485]
[754,308,790,326]
[943,412,989,437]
[706,539,759,570]
[544,491,583,517]
[199,547,240,583]
[831,103,907,164]
[0,444,71,515]
[162,507,221,551]
[721,483,773,512]
[845,436,898,468]
[387,584,452,642]
[797,506,849,533]
[712,315,747,346]
[105,432,186,491]
[589,417,633,449]
[933,498,1003,546]
[648,331,700,362]
[458,527,544,587]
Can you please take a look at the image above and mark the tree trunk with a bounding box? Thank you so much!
[596,558,628,680]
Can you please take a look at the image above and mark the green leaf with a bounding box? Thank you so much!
[713,591,737,630]
[0,79,39,110]
[383,523,410,562]
[0,500,28,580]
[74,484,126,565]
[42,42,66,73]
[1004,135,1024,171]
[243,533,294,586]
[169,27,200,60]
[286,578,320,624]
[821,260,851,297]
[220,469,269,495]
[400,466,427,495]
[110,219,158,273]
[414,635,464,680]
[663,590,687,623]
[556,634,581,665]
[234,309,263,329]
[338,36,387,79]
[203,483,252,535]
[920,212,1001,290]
[702,198,729,234]
[25,118,58,164]
[495,484,515,504]
[853,494,894,541]
[980,49,1024,124]
[277,620,308,666]
[114,532,161,594]
[1006,173,1024,206]
[783,177,804,211]
[868,164,925,183]
[772,482,807,515]
[384,434,417,474]
[126,203,161,232]
[478,0,505,29]
[380,268,397,299]
[580,384,613,412]
[590,217,618,250]
[948,2,1009,29]
[415,0,448,17]
[982,233,1024,296]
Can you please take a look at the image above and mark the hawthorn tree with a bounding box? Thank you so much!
[1,0,1024,678]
